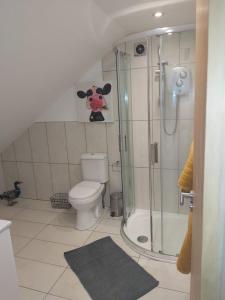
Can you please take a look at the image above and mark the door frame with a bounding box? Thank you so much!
[191,0,209,299]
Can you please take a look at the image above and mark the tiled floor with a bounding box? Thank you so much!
[0,198,190,300]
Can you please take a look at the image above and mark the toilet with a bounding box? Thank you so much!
[69,153,108,230]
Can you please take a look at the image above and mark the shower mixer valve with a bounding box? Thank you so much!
[170,66,192,96]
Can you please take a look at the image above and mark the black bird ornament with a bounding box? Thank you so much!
[0,181,23,206]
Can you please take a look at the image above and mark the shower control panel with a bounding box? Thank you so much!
[171,67,191,96]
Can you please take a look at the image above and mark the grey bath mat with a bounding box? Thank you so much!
[64,236,159,300]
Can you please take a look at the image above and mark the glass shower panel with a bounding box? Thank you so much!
[117,52,135,222]
[159,33,192,256]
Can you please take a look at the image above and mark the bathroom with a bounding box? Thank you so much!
[0,0,225,300]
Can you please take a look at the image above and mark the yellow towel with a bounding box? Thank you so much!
[178,142,193,193]
[176,142,193,274]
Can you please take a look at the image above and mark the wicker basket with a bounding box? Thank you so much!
[50,193,71,209]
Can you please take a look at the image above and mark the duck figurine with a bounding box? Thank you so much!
[0,181,23,206]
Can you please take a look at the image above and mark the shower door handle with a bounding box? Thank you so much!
[124,135,127,152]
[180,191,195,209]
[151,143,158,164]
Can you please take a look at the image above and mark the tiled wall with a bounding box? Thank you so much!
[102,30,195,214]
[1,122,121,205]
[1,30,195,215]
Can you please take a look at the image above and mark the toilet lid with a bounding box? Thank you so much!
[69,181,101,199]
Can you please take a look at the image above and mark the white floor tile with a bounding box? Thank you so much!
[10,220,46,238]
[11,235,31,254]
[95,218,121,235]
[45,295,67,300]
[0,205,24,220]
[139,258,190,293]
[16,257,65,293]
[19,287,46,300]
[17,198,73,214]
[50,212,76,227]
[50,268,91,300]
[139,287,189,300]
[36,225,92,246]
[85,231,139,258]
[102,207,122,220]
[17,239,75,267]
[14,209,59,224]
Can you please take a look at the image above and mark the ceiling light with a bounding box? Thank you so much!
[153,11,163,18]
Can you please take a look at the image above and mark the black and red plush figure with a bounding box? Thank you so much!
[77,83,111,122]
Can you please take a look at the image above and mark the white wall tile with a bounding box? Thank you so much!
[47,122,68,163]
[133,121,149,167]
[102,71,118,121]
[17,162,37,199]
[152,34,180,66]
[106,122,120,165]
[179,63,195,120]
[14,131,32,162]
[51,164,70,194]
[178,120,193,170]
[180,30,196,63]
[29,123,49,163]
[126,39,148,68]
[134,167,150,209]
[162,169,179,213]
[153,168,161,211]
[131,68,148,120]
[109,167,122,194]
[2,161,18,190]
[1,144,16,161]
[152,67,160,120]
[65,122,86,164]
[153,169,180,213]
[151,36,160,67]
[85,123,107,153]
[102,51,116,72]
[69,164,82,188]
[153,120,179,170]
[33,163,53,200]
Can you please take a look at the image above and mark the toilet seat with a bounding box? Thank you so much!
[69,181,103,205]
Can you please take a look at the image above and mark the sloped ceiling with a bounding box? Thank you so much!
[0,0,195,152]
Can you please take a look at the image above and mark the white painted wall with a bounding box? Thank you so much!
[0,159,5,194]
[0,0,124,152]
[36,62,102,122]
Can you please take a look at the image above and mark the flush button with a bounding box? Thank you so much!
[176,79,183,87]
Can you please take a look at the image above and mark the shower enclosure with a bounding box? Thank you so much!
[116,29,195,260]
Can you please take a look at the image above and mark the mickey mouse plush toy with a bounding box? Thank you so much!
[77,83,111,122]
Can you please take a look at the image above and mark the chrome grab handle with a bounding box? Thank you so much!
[180,191,195,209]
[151,143,158,164]
[124,135,127,152]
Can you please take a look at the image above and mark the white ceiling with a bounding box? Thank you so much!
[93,0,160,15]
[94,0,195,33]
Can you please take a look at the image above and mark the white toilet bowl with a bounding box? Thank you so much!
[69,181,104,230]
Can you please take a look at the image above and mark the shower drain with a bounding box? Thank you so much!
[137,235,148,243]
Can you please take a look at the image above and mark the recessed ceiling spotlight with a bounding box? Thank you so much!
[153,11,163,18]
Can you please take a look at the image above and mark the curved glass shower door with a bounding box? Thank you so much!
[116,51,135,222]
[158,33,193,256]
